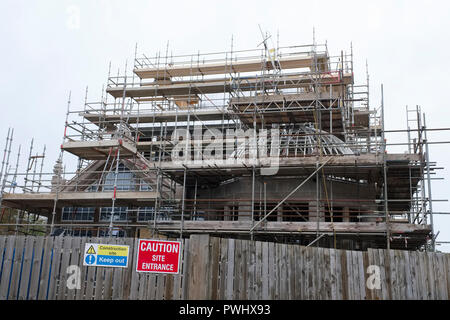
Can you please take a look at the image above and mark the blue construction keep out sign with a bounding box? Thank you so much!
[83,243,129,268]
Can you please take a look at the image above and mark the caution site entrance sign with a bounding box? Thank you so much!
[136,239,182,274]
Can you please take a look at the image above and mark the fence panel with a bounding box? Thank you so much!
[0,234,449,300]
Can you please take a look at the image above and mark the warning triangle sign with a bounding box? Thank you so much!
[87,245,96,254]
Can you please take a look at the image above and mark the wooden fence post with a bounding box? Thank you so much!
[185,234,210,299]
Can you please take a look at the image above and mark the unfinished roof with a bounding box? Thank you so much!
[133,54,329,79]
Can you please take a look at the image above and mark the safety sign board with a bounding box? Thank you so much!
[136,239,182,274]
[83,243,129,268]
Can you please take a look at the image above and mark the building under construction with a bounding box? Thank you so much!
[0,38,440,251]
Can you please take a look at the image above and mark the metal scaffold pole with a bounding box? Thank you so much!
[381,84,390,250]
[423,113,435,251]
[50,91,72,236]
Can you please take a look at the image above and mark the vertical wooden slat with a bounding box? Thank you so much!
[358,251,366,300]
[345,248,352,299]
[298,246,305,300]
[111,238,124,300]
[376,249,385,300]
[0,236,7,290]
[388,250,397,299]
[276,242,282,299]
[288,244,295,300]
[155,274,165,300]
[233,239,242,300]
[0,236,16,300]
[38,236,54,300]
[209,237,220,300]
[113,238,125,300]
[242,239,249,299]
[305,245,311,300]
[435,253,446,299]
[426,252,435,300]
[56,236,72,300]
[9,236,26,300]
[382,249,392,300]
[17,237,35,300]
[376,249,384,300]
[243,240,250,300]
[121,237,134,300]
[218,238,227,300]
[83,237,98,300]
[357,251,364,300]
[418,251,428,300]
[254,240,262,300]
[268,242,275,299]
[323,248,331,300]
[102,265,114,300]
[18,237,35,300]
[370,248,379,300]
[406,251,415,299]
[441,254,449,300]
[377,249,385,300]
[312,246,319,300]
[67,237,82,300]
[75,237,87,300]
[346,250,354,300]
[403,251,413,299]
[93,265,105,300]
[279,243,287,300]
[129,238,140,300]
[247,240,255,300]
[396,250,404,299]
[47,236,63,300]
[413,251,422,300]
[351,250,359,300]
[335,249,343,300]
[431,252,440,299]
[399,250,408,299]
[285,244,292,300]
[138,270,149,300]
[329,248,337,300]
[262,241,269,299]
[332,249,340,300]
[170,237,182,300]
[0,236,6,272]
[363,251,372,300]
[293,245,301,300]
[186,234,210,299]
[271,242,277,299]
[366,249,375,300]
[322,247,328,300]
[225,238,235,299]
[181,238,190,300]
[444,254,450,299]
[303,246,308,300]
[177,237,187,300]
[306,246,314,300]
[164,274,173,300]
[148,272,158,300]
[27,236,44,300]
[315,247,323,300]
[283,243,289,300]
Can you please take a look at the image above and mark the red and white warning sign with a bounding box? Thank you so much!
[136,239,182,274]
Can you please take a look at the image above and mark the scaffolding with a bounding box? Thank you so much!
[0,35,445,251]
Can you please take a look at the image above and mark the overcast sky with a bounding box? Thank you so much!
[0,0,449,251]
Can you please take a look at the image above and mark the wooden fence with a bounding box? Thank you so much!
[0,234,449,300]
